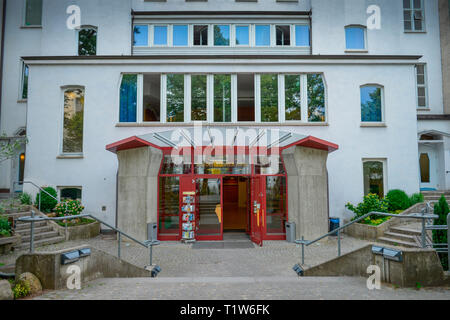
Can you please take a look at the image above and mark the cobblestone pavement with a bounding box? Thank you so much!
[34,276,450,300]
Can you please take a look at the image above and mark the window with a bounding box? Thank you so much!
[119,75,137,122]
[214,25,230,46]
[24,0,42,26]
[276,26,290,46]
[173,25,188,46]
[21,63,29,100]
[191,75,207,121]
[237,74,255,121]
[403,0,425,31]
[345,26,366,50]
[154,26,168,46]
[307,74,326,122]
[166,74,185,122]
[63,88,84,154]
[133,25,149,46]
[159,177,180,235]
[255,25,270,46]
[285,75,301,121]
[214,74,232,122]
[265,176,287,235]
[363,160,385,198]
[360,85,383,122]
[193,25,208,46]
[235,25,249,46]
[295,25,310,46]
[415,64,428,108]
[143,74,161,122]
[78,27,97,56]
[260,74,279,122]
[419,153,430,183]
[60,187,82,201]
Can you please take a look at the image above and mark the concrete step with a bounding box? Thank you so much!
[14,221,47,230]
[15,225,54,236]
[383,231,416,242]
[422,191,450,196]
[3,211,32,219]
[20,231,60,242]
[423,196,450,201]
[389,226,422,236]
[15,235,65,250]
[377,237,420,248]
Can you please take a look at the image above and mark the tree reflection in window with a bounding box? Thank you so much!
[260,74,278,122]
[63,89,84,154]
[78,28,97,56]
[285,75,301,121]
[167,74,184,122]
[191,75,207,121]
[214,74,232,122]
[307,74,326,122]
[361,86,382,122]
[363,161,384,198]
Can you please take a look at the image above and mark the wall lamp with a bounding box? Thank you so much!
[292,264,304,276]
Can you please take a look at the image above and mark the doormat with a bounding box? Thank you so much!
[192,242,255,249]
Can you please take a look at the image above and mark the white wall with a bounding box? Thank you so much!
[23,61,420,225]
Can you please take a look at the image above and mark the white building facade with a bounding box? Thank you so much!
[0,0,448,243]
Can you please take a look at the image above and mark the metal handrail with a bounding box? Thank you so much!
[13,180,59,212]
[294,205,439,265]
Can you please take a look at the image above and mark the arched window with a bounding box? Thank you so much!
[360,84,384,122]
[78,26,97,56]
[345,25,367,50]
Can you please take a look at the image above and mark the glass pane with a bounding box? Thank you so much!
[363,161,384,198]
[404,11,412,21]
[255,155,285,175]
[418,97,426,107]
[120,74,137,122]
[159,177,180,235]
[173,25,188,46]
[154,26,168,45]
[191,75,207,121]
[260,74,279,122]
[22,64,29,100]
[403,0,411,9]
[63,89,84,153]
[361,86,382,122]
[307,74,326,122]
[416,64,425,75]
[194,25,208,46]
[414,19,422,31]
[25,0,42,26]
[214,25,230,46]
[413,0,421,9]
[133,25,148,46]
[166,74,184,122]
[143,74,161,122]
[161,154,191,174]
[404,20,412,30]
[417,87,426,97]
[60,188,82,201]
[214,74,232,122]
[417,75,425,85]
[78,28,97,56]
[419,154,430,183]
[345,27,365,49]
[236,26,249,45]
[238,74,255,121]
[197,179,221,236]
[266,176,287,235]
[295,25,310,46]
[255,25,270,46]
[276,26,290,46]
[285,75,301,121]
[195,155,250,175]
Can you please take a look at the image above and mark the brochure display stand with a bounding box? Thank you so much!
[181,192,196,242]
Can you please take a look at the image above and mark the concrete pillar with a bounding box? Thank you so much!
[117,147,162,241]
[282,146,329,240]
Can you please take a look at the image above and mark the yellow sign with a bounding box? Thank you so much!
[215,205,222,224]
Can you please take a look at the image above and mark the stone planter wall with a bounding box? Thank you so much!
[345,203,427,240]
[52,221,101,241]
[0,234,21,255]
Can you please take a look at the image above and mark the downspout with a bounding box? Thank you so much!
[0,0,7,130]
[308,10,313,54]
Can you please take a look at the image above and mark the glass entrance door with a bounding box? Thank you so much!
[250,176,264,246]
[196,178,223,240]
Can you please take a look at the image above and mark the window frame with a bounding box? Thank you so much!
[172,24,189,47]
[152,25,169,47]
[362,158,387,198]
[403,0,426,33]
[254,24,272,47]
[294,24,310,47]
[345,25,368,52]
[19,61,29,101]
[415,64,429,109]
[60,86,85,156]
[360,84,385,124]
[213,24,231,47]
[234,25,251,47]
[275,25,292,47]
[133,24,150,47]
[23,0,43,28]
[58,186,83,202]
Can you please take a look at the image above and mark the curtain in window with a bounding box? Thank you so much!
[120,75,137,122]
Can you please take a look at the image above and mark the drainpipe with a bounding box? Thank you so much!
[308,10,313,54]
[0,0,7,130]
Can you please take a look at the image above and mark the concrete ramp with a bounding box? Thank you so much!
[15,245,152,290]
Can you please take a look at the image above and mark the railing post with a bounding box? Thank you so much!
[118,232,121,260]
[149,244,153,266]
[30,210,35,253]
[38,189,41,212]
[447,213,449,269]
[337,229,341,257]
[421,216,426,248]
[301,236,305,265]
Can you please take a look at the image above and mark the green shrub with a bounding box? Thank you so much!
[409,193,424,206]
[432,195,449,271]
[19,192,32,205]
[35,187,57,213]
[12,282,30,299]
[386,189,410,211]
[346,193,389,221]
[0,215,11,237]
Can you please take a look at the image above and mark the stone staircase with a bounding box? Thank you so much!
[378,225,431,248]
[4,210,65,251]
[422,190,450,202]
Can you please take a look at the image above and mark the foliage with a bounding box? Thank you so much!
[0,215,11,237]
[409,193,424,206]
[35,187,58,213]
[63,89,84,153]
[0,134,28,164]
[191,75,207,121]
[260,74,279,122]
[361,86,382,122]
[12,282,30,299]
[307,74,326,122]
[213,75,231,122]
[166,74,185,122]
[386,189,411,211]
[432,195,449,271]
[55,199,84,217]
[78,28,97,56]
[346,193,389,222]
[285,75,302,121]
[19,192,32,205]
